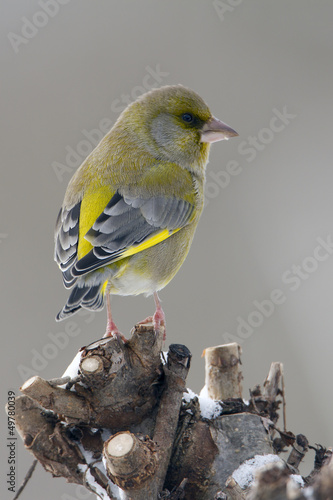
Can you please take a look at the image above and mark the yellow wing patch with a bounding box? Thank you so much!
[92,227,181,271]
[101,280,109,294]
[120,227,180,259]
[97,227,181,267]
[78,185,115,260]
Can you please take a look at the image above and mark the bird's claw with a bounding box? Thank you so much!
[103,328,128,343]
[137,311,166,340]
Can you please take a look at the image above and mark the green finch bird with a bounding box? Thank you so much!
[54,85,238,339]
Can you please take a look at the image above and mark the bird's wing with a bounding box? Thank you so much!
[71,191,195,277]
[54,202,81,287]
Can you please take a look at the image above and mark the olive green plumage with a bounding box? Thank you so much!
[54,85,237,323]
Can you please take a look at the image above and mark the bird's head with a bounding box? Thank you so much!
[115,84,238,175]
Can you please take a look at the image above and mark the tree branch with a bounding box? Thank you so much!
[203,343,242,400]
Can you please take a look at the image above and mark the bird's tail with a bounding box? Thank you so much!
[56,282,105,321]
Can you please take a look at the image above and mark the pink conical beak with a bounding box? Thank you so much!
[200,116,238,143]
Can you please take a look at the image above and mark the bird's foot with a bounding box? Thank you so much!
[137,315,154,326]
[103,328,128,343]
[138,308,166,340]
[103,319,127,343]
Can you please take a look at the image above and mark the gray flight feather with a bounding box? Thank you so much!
[72,191,194,277]
[54,202,81,282]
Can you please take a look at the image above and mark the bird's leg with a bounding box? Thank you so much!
[138,292,166,340]
[104,293,127,342]
[153,291,166,337]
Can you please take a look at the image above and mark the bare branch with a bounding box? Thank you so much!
[13,460,37,500]
[203,343,242,400]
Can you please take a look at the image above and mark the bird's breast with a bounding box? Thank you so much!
[106,223,198,296]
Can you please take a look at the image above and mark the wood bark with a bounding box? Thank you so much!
[204,343,242,400]
[165,412,273,499]
[11,328,333,500]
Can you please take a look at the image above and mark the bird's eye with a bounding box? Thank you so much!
[182,113,194,123]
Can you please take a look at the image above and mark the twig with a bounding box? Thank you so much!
[48,376,71,387]
[13,459,37,500]
[287,434,309,471]
[305,445,332,485]
[172,477,188,498]
[281,368,287,431]
[162,478,188,499]
[262,362,283,402]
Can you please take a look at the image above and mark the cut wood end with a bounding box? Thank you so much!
[204,343,243,400]
[104,432,157,488]
[203,343,242,366]
[204,343,241,353]
[21,376,40,392]
[107,432,134,458]
[135,321,154,330]
[80,356,103,374]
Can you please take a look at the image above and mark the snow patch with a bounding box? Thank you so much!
[85,466,110,500]
[198,385,223,419]
[61,350,82,379]
[160,351,168,365]
[233,455,305,491]
[232,454,282,489]
[291,474,304,487]
[183,387,223,420]
[78,450,121,499]
[303,486,315,498]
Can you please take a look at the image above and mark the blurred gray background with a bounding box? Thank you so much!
[1,1,333,498]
